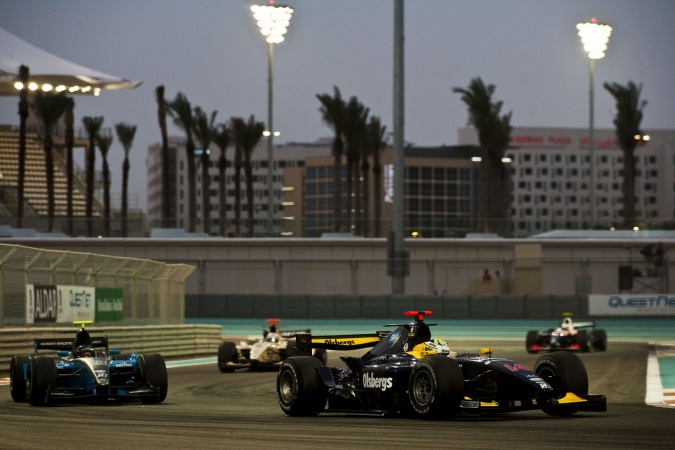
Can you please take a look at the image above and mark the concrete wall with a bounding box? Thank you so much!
[186,294,589,320]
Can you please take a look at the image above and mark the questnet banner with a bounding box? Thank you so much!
[26,284,96,324]
[589,294,675,316]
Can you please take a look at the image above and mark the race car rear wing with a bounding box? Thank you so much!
[294,331,388,356]
[34,336,109,353]
[280,329,311,339]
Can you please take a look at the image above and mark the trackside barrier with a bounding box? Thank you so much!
[0,324,222,376]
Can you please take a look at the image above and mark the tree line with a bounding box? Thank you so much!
[14,68,648,237]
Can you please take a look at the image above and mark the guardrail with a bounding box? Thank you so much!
[0,324,222,376]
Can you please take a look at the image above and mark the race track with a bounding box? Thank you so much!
[2,341,674,450]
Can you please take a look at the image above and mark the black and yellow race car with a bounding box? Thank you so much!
[277,311,606,419]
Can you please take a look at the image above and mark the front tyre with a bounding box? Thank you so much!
[26,356,56,406]
[591,329,607,351]
[534,351,588,416]
[277,356,327,416]
[9,355,29,402]
[138,353,168,403]
[218,341,238,373]
[408,356,464,419]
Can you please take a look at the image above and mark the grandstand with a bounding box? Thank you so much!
[0,124,102,222]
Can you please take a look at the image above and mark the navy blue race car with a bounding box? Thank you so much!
[9,321,168,406]
[277,311,606,419]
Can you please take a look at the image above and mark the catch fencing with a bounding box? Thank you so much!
[0,243,195,325]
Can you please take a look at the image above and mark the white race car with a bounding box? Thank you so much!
[217,319,327,372]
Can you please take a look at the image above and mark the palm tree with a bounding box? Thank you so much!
[453,77,512,236]
[31,91,73,232]
[82,116,104,236]
[317,87,347,232]
[64,101,75,236]
[17,65,29,228]
[156,86,171,228]
[603,81,647,229]
[366,116,387,237]
[342,96,369,235]
[166,92,197,232]
[96,134,113,237]
[231,117,245,237]
[241,115,265,237]
[213,124,231,237]
[192,107,218,235]
[115,123,137,237]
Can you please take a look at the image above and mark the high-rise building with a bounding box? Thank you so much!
[146,138,331,236]
[459,127,675,237]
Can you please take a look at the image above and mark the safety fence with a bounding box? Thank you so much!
[0,243,196,325]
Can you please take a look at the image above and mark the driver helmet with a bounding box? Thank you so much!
[74,345,95,358]
[559,316,574,330]
[426,338,450,356]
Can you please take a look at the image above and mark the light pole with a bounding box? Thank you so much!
[251,2,293,236]
[577,18,612,227]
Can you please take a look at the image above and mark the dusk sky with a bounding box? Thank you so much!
[1,0,674,212]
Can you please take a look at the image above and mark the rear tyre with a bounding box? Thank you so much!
[577,330,590,352]
[217,341,238,373]
[138,353,168,403]
[285,340,298,358]
[26,356,56,406]
[534,351,588,416]
[313,348,328,365]
[9,355,29,402]
[525,330,540,353]
[277,356,327,416]
[408,356,464,419]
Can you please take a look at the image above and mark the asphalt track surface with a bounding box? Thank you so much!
[2,341,675,450]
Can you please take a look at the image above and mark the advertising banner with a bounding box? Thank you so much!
[95,287,124,322]
[26,284,96,324]
[589,294,675,316]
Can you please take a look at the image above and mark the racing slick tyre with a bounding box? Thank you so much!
[218,341,238,373]
[9,355,29,402]
[277,356,327,416]
[525,330,540,353]
[408,356,464,419]
[138,353,168,403]
[534,351,588,416]
[591,329,607,351]
[577,329,590,352]
[312,348,328,365]
[26,356,56,406]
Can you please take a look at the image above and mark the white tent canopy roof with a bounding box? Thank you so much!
[0,26,141,96]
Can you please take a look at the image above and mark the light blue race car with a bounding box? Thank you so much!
[9,321,167,406]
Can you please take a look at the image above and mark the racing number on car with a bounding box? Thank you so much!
[504,363,528,372]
